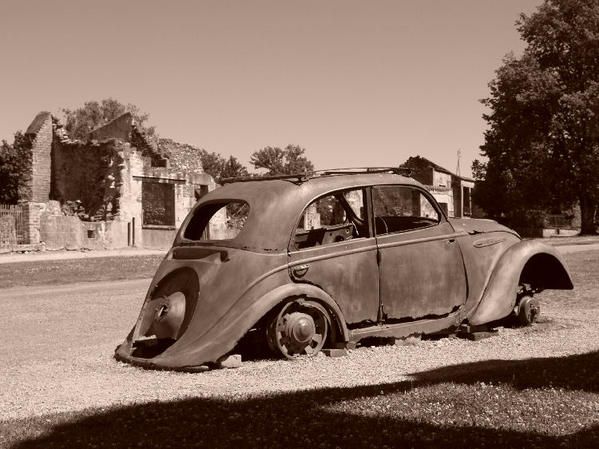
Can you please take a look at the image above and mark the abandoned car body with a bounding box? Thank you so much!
[115,168,574,370]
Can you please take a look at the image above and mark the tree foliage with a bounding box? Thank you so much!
[478,0,599,234]
[0,132,33,204]
[250,145,314,175]
[197,151,248,182]
[62,98,155,141]
[220,156,249,180]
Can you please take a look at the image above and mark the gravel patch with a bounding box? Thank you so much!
[1,289,597,421]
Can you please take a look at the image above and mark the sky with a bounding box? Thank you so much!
[0,0,543,177]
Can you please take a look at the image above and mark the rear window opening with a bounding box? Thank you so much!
[183,201,250,241]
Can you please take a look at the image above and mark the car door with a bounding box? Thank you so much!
[372,185,467,321]
[287,188,380,325]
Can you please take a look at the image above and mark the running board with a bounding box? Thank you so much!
[348,312,461,342]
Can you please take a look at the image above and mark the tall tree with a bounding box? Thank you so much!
[479,0,599,234]
[250,145,314,175]
[0,132,33,203]
[62,98,155,140]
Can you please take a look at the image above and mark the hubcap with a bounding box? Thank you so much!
[267,301,329,359]
[286,312,316,344]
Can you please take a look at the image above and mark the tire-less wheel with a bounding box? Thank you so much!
[515,283,540,326]
[267,300,329,359]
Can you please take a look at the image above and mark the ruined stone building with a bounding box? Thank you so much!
[13,111,215,249]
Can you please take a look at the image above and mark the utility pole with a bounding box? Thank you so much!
[456,148,462,176]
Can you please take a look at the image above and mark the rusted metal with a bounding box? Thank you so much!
[115,170,574,371]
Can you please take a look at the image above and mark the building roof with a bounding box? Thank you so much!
[414,156,474,182]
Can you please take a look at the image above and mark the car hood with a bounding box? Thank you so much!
[449,218,519,237]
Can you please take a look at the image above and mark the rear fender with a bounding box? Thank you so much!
[168,283,349,369]
[468,240,573,326]
[227,283,350,346]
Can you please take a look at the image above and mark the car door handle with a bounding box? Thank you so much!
[447,238,456,244]
[292,264,310,277]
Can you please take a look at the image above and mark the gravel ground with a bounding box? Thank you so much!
[1,248,598,448]
[1,272,597,421]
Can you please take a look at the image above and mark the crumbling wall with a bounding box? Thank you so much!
[52,139,123,220]
[158,138,206,174]
[20,112,53,202]
[39,200,128,250]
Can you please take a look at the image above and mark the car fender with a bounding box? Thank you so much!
[468,240,573,326]
[117,282,349,370]
[184,282,349,368]
[214,281,350,349]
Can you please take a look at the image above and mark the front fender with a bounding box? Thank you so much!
[468,240,573,326]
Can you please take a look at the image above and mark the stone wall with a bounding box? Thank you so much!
[118,144,215,248]
[38,200,130,250]
[23,112,53,203]
[14,111,216,249]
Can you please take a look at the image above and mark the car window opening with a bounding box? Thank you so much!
[183,201,250,241]
[294,189,366,250]
[373,186,440,235]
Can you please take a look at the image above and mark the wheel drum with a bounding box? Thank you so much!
[267,300,330,359]
[517,295,541,326]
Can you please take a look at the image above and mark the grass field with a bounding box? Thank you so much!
[0,250,597,448]
[0,255,163,288]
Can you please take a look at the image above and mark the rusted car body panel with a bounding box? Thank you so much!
[115,172,573,370]
[467,240,573,325]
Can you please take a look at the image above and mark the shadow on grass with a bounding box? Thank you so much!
[412,349,599,393]
[8,351,599,449]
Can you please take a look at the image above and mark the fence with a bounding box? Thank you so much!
[0,204,25,248]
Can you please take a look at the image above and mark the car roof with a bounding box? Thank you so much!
[181,172,427,252]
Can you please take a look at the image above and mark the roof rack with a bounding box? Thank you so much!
[220,166,412,184]
[315,167,412,176]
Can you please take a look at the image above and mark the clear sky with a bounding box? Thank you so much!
[0,0,542,176]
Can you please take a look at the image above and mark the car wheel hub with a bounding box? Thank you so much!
[285,312,316,344]
[267,300,329,359]
[151,291,186,339]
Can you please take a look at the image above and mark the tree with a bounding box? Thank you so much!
[479,0,599,234]
[62,98,155,140]
[196,151,248,182]
[0,132,33,203]
[220,156,249,180]
[250,145,314,175]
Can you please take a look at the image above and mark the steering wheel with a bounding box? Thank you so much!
[375,216,388,235]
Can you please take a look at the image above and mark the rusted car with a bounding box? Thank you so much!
[115,168,573,370]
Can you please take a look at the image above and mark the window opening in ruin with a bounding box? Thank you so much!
[142,181,176,227]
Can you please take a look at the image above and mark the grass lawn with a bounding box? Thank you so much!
[0,255,163,288]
